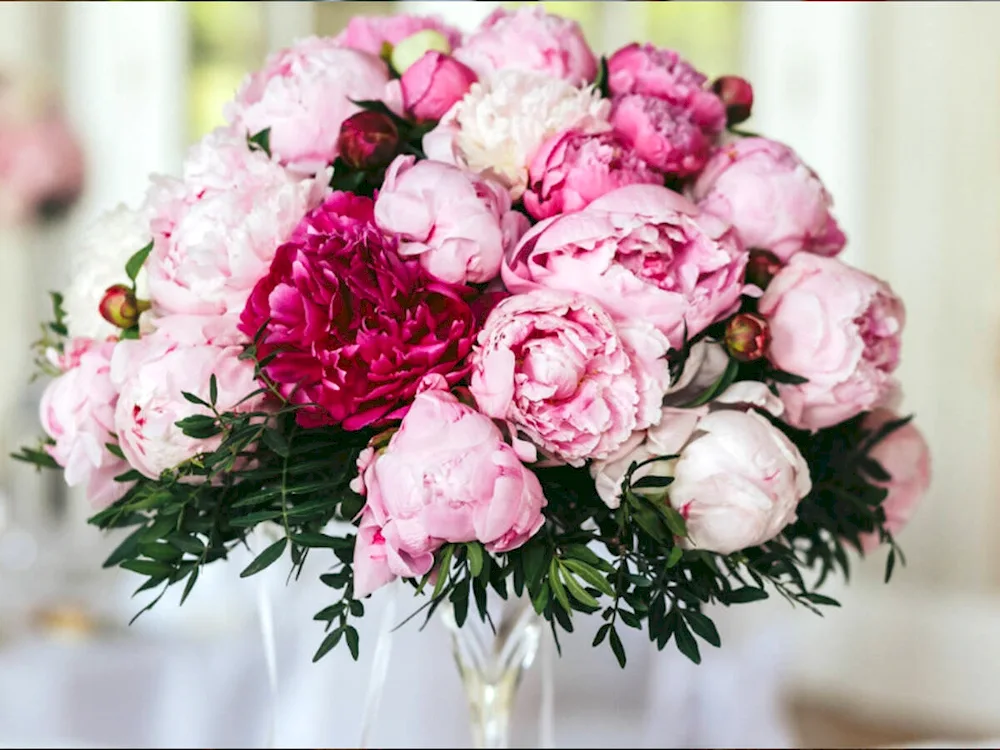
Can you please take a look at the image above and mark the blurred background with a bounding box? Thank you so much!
[0,2,997,748]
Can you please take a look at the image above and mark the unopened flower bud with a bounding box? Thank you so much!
[390,29,452,75]
[745,249,783,290]
[99,284,149,330]
[337,110,399,171]
[725,312,770,362]
[711,75,754,126]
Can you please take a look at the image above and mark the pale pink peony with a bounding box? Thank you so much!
[40,338,130,509]
[422,70,611,199]
[110,315,263,479]
[333,14,462,57]
[691,137,846,261]
[224,37,391,173]
[610,94,714,177]
[470,289,670,467]
[374,155,529,284]
[523,129,662,220]
[607,43,725,133]
[503,184,747,349]
[352,385,547,597]
[591,382,810,554]
[859,409,931,553]
[454,6,597,85]
[145,129,327,326]
[758,254,905,431]
[400,52,478,122]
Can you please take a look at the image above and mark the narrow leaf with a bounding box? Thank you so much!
[125,241,154,283]
[560,566,600,608]
[608,626,627,668]
[674,617,702,664]
[431,545,454,600]
[313,627,344,662]
[682,610,721,648]
[345,626,360,660]
[239,537,287,578]
[548,559,572,614]
[466,543,484,578]
[561,559,615,598]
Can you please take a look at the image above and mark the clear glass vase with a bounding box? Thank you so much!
[440,597,543,749]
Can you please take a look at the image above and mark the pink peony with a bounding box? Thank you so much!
[454,7,597,85]
[470,289,670,467]
[758,254,905,431]
[610,94,714,177]
[503,184,747,349]
[40,338,130,509]
[224,37,390,173]
[352,385,547,597]
[523,129,662,220]
[239,192,479,431]
[110,315,263,479]
[691,137,846,261]
[333,14,462,57]
[592,382,810,554]
[374,155,528,285]
[607,43,725,133]
[399,51,478,122]
[145,129,327,326]
[859,409,931,553]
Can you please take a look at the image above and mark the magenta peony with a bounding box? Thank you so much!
[40,338,131,509]
[333,14,462,57]
[523,129,662,220]
[470,289,670,467]
[145,129,327,326]
[240,192,479,430]
[400,51,478,122]
[607,43,725,133]
[758,253,905,431]
[111,315,263,479]
[503,184,747,349]
[374,155,528,285]
[352,384,546,597]
[859,408,931,553]
[610,94,714,177]
[691,137,846,261]
[454,6,597,85]
[224,37,391,173]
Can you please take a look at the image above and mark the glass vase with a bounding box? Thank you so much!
[441,597,543,749]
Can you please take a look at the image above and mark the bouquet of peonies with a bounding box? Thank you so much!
[17,7,931,666]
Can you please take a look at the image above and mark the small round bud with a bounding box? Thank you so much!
[745,249,783,290]
[99,284,148,330]
[711,75,754,126]
[390,29,452,75]
[337,111,400,171]
[725,312,771,362]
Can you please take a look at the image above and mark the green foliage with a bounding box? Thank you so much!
[247,128,271,158]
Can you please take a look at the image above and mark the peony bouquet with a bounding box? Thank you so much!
[17,7,931,667]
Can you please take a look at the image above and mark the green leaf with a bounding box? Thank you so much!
[608,626,627,667]
[563,544,607,569]
[291,532,350,549]
[666,545,684,568]
[561,559,615,598]
[103,525,146,568]
[125,241,154,284]
[138,542,182,562]
[179,566,200,605]
[209,374,218,407]
[593,622,611,647]
[320,571,349,590]
[801,592,840,607]
[548,559,572,614]
[166,533,206,556]
[349,599,364,618]
[660,506,688,538]
[674,616,702,664]
[313,605,341,621]
[248,128,271,157]
[559,566,600,609]
[682,609,721,648]
[594,55,611,98]
[721,587,769,604]
[313,627,344,662]
[119,326,140,341]
[239,537,287,578]
[263,428,290,458]
[345,625,360,660]
[768,369,809,385]
[632,475,674,490]
[432,545,454,600]
[466,543,484,579]
[685,356,739,407]
[105,442,126,460]
[229,510,284,526]
[120,559,175,578]
[174,414,220,440]
[521,541,547,588]
[884,547,896,583]
[531,583,550,615]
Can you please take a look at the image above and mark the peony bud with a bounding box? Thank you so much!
[725,312,770,362]
[337,110,400,170]
[745,248,783,290]
[99,284,149,330]
[400,51,477,122]
[390,29,452,75]
[711,75,754,126]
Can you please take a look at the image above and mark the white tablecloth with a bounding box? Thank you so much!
[0,549,797,748]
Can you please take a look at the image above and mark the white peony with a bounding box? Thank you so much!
[423,70,610,198]
[63,204,152,341]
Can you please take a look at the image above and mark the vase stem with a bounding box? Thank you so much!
[442,598,542,749]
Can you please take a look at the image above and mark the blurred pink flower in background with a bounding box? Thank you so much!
[0,71,84,225]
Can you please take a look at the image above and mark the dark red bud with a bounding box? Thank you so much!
[337,110,399,171]
[725,312,770,362]
[712,75,754,126]
[99,284,149,330]
[745,248,783,290]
